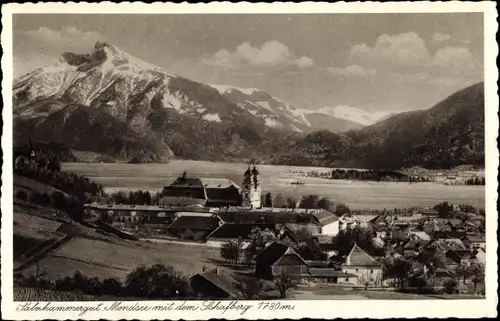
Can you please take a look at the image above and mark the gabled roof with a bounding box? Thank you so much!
[273,247,308,267]
[207,223,275,240]
[200,178,241,190]
[254,241,289,265]
[191,270,241,298]
[343,244,381,267]
[312,210,339,226]
[410,231,431,241]
[277,226,299,244]
[167,216,221,231]
[464,234,485,243]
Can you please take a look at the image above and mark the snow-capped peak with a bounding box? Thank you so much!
[301,105,395,126]
[210,84,260,96]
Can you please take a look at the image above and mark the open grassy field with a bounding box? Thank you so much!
[20,236,222,282]
[63,161,485,210]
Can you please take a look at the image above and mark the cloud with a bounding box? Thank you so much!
[432,32,452,44]
[347,32,482,83]
[326,65,376,77]
[349,32,431,67]
[201,40,314,69]
[23,26,105,51]
[432,46,478,74]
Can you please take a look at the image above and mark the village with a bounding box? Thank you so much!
[79,167,486,298]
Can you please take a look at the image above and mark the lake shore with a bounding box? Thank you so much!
[62,161,485,210]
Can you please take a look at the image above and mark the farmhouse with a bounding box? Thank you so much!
[190,268,242,299]
[341,244,383,286]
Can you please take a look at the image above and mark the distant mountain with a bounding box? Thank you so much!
[210,84,365,133]
[303,106,395,127]
[274,82,485,169]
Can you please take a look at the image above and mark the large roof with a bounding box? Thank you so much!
[313,210,339,226]
[200,178,241,190]
[217,210,321,225]
[191,270,241,298]
[167,216,221,231]
[207,223,275,240]
[254,241,289,265]
[344,244,381,267]
[273,247,308,266]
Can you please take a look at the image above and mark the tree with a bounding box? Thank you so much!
[317,197,335,212]
[385,258,414,289]
[100,277,123,295]
[235,276,263,299]
[273,193,286,208]
[263,192,273,207]
[220,239,243,264]
[286,196,298,209]
[298,194,320,209]
[469,262,485,292]
[443,279,458,294]
[335,203,351,216]
[274,272,298,299]
[124,264,190,298]
[244,228,276,266]
[455,262,472,285]
[434,201,454,218]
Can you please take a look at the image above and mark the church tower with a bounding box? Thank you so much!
[242,165,261,208]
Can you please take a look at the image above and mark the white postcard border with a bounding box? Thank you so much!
[1,2,498,320]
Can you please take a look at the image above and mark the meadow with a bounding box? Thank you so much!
[63,161,485,210]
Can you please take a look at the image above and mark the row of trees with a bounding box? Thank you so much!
[15,166,103,202]
[261,192,351,215]
[330,169,411,182]
[464,177,485,185]
[104,190,162,206]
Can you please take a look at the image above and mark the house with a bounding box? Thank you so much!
[166,215,221,240]
[369,215,392,229]
[254,241,290,280]
[190,268,242,299]
[307,269,358,285]
[461,234,486,251]
[445,250,475,266]
[436,238,467,251]
[408,231,431,241]
[206,223,275,247]
[312,210,340,235]
[337,214,361,231]
[271,247,309,278]
[341,244,383,286]
[276,226,299,245]
[474,248,486,264]
[160,174,243,208]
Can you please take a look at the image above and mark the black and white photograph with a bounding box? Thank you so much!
[1,2,498,319]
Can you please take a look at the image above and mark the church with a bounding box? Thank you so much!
[160,166,262,208]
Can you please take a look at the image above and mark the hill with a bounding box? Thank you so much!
[274,82,485,169]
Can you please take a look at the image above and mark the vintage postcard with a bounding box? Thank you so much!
[1,1,498,320]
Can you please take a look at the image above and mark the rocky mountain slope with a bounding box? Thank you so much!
[274,82,485,169]
[13,42,302,162]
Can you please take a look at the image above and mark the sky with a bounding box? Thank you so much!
[13,13,484,113]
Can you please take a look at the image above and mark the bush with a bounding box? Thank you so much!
[443,279,458,294]
[99,277,123,295]
[123,264,190,299]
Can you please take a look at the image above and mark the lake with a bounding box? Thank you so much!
[62,160,485,210]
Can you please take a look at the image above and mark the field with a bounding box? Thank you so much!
[20,236,222,282]
[13,287,98,301]
[63,161,485,210]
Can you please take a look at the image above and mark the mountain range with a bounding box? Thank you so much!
[13,42,484,169]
